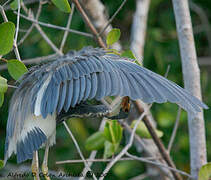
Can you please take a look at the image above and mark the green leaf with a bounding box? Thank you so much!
[104,120,123,144]
[121,50,136,59]
[85,131,106,151]
[0,22,15,55]
[103,141,116,159]
[106,28,121,46]
[131,120,163,139]
[0,76,8,93]
[121,50,142,66]
[0,93,4,107]
[7,59,28,80]
[10,0,22,10]
[51,0,71,13]
[198,163,211,180]
[0,160,4,169]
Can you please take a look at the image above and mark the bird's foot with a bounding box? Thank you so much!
[31,163,39,180]
[42,163,51,180]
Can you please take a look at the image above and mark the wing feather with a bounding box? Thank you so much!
[88,73,98,99]
[57,82,67,113]
[63,80,74,112]
[95,72,106,100]
[71,79,80,107]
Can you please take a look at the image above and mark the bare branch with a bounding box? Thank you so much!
[72,0,106,48]
[98,0,127,36]
[60,3,75,52]
[14,12,93,38]
[56,157,156,164]
[172,0,207,178]
[17,24,34,46]
[167,107,181,153]
[14,0,21,43]
[0,53,59,70]
[131,0,150,64]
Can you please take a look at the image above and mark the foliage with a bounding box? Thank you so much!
[51,0,71,13]
[0,22,15,55]
[10,0,22,10]
[85,120,123,158]
[7,60,28,80]
[106,28,121,47]
[198,162,211,180]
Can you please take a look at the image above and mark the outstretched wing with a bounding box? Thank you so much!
[30,47,208,119]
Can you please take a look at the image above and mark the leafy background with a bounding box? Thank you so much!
[0,0,210,179]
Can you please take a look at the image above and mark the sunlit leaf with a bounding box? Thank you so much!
[0,93,4,107]
[104,120,123,144]
[131,120,163,139]
[51,0,71,13]
[7,60,28,80]
[85,131,106,151]
[0,22,15,55]
[106,28,121,46]
[103,141,115,159]
[121,50,136,59]
[10,0,22,10]
[198,162,211,180]
[0,76,8,93]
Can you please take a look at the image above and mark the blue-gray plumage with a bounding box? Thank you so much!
[4,46,208,166]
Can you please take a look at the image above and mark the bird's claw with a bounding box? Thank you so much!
[42,163,51,180]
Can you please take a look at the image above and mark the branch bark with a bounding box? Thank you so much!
[172,0,207,179]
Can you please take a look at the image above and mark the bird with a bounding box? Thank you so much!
[4,46,208,178]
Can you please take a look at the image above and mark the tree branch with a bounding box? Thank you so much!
[172,1,207,178]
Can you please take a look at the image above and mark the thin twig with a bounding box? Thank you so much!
[128,173,148,180]
[126,152,192,179]
[17,24,34,46]
[14,0,21,42]
[62,121,98,180]
[14,12,93,38]
[0,53,59,70]
[72,0,106,48]
[2,0,13,7]
[8,85,18,89]
[20,3,63,55]
[60,3,75,52]
[56,157,156,164]
[164,65,171,78]
[98,0,127,36]
[167,107,181,153]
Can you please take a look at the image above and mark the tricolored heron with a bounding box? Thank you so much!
[4,46,208,178]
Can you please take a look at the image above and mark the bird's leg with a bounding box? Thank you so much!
[42,141,50,180]
[32,151,40,180]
